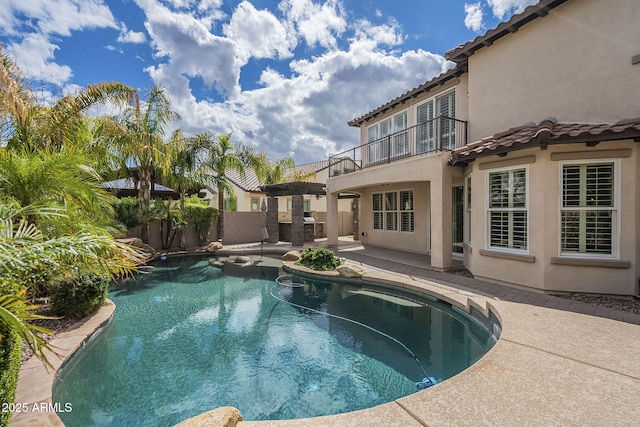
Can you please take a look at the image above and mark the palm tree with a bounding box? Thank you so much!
[0,147,116,229]
[163,130,215,249]
[99,86,179,243]
[0,204,142,365]
[255,155,317,185]
[1,46,135,154]
[198,133,261,243]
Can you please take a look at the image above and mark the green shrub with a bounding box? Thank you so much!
[185,200,218,245]
[112,196,141,229]
[296,247,341,271]
[0,329,21,427]
[50,273,109,318]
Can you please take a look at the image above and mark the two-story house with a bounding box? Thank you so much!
[326,0,640,296]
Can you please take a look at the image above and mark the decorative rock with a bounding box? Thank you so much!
[117,237,156,260]
[208,259,225,268]
[234,255,252,264]
[282,250,301,261]
[336,263,365,279]
[205,241,223,252]
[173,406,242,427]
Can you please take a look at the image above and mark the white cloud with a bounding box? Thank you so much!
[464,3,485,32]
[6,34,73,85]
[279,0,347,49]
[0,0,117,86]
[223,1,295,62]
[138,0,242,96]
[117,23,147,44]
[487,0,538,20]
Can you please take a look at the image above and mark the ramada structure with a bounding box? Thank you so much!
[326,0,640,296]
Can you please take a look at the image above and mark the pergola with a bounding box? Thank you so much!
[260,182,326,246]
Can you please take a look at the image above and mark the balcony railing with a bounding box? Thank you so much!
[329,116,468,177]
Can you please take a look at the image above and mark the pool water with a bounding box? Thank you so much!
[53,256,496,426]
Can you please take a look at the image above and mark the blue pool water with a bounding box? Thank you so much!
[53,255,497,426]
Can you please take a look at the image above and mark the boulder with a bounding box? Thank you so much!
[174,406,242,427]
[208,259,225,268]
[282,250,301,262]
[205,241,223,252]
[117,238,156,260]
[336,263,365,279]
[234,255,252,264]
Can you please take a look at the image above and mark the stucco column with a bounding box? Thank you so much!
[266,196,279,243]
[291,194,304,247]
[326,191,339,247]
[430,159,453,271]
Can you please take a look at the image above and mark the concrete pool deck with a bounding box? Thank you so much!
[11,242,640,426]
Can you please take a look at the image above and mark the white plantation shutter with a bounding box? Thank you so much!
[561,163,615,255]
[488,168,528,251]
[416,100,434,153]
[373,193,383,230]
[437,91,456,150]
[394,111,408,156]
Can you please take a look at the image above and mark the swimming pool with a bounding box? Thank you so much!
[53,255,497,426]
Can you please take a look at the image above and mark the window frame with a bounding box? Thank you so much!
[250,197,260,212]
[558,159,619,259]
[464,175,472,245]
[372,189,414,234]
[485,165,529,253]
[366,109,408,163]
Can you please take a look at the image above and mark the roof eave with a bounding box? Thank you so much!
[446,0,569,63]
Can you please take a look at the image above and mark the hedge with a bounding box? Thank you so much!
[0,329,21,427]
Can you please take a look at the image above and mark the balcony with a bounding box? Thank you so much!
[329,116,468,177]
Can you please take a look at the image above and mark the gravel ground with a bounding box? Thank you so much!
[553,293,640,315]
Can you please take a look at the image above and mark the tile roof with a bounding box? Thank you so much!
[225,168,262,192]
[450,117,640,165]
[224,158,346,192]
[347,64,467,127]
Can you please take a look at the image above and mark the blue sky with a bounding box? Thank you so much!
[0,0,536,164]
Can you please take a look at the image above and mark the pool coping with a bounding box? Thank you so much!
[9,301,116,427]
[10,256,640,426]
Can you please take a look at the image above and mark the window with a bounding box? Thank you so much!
[415,90,455,153]
[385,192,398,231]
[286,198,292,211]
[304,199,311,212]
[251,197,260,211]
[366,110,407,163]
[560,162,616,256]
[487,168,527,251]
[373,193,383,230]
[400,190,414,232]
[465,176,472,244]
[372,190,414,233]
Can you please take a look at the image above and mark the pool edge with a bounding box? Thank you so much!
[9,300,116,427]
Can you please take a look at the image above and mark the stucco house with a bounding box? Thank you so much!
[326,0,640,296]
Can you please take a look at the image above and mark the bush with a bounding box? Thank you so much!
[50,273,109,318]
[112,196,141,229]
[0,329,21,427]
[185,199,218,246]
[296,247,341,271]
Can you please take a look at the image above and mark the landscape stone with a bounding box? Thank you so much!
[282,250,301,261]
[336,263,365,278]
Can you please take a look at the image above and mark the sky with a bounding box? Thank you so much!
[0,0,537,164]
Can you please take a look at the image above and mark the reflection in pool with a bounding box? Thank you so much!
[53,255,497,426]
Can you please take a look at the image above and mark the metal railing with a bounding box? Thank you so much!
[329,116,467,177]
